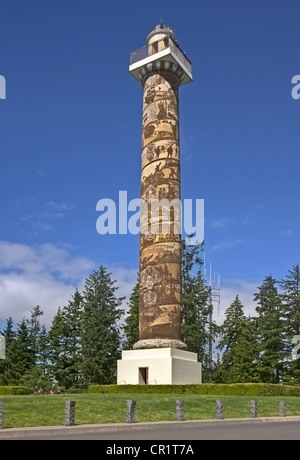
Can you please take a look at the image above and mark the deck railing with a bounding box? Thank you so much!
[130,36,191,74]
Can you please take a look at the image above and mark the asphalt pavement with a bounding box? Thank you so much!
[1,416,300,439]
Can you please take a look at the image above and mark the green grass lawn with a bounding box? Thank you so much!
[1,393,300,428]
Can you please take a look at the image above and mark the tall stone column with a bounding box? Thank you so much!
[134,70,185,350]
[129,24,193,350]
[117,25,201,385]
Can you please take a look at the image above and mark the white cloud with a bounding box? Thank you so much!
[46,201,74,211]
[242,204,264,226]
[209,218,233,229]
[0,241,137,330]
[18,200,74,235]
[0,275,76,329]
[211,239,243,251]
[109,266,138,302]
[0,241,93,280]
[0,240,261,335]
[242,213,257,226]
[281,229,293,237]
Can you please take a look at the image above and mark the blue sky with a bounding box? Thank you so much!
[0,0,299,328]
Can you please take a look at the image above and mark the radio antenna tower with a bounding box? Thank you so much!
[203,253,221,380]
[203,253,221,313]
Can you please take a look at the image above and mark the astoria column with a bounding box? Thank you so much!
[129,24,192,350]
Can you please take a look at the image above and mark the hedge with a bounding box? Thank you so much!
[88,383,300,396]
[0,386,32,395]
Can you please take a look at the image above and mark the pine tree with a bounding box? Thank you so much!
[225,316,260,383]
[59,289,84,389]
[254,275,286,383]
[181,240,216,381]
[5,319,33,385]
[218,295,246,351]
[123,280,139,350]
[48,307,66,386]
[279,264,300,383]
[37,325,50,386]
[279,264,300,337]
[48,291,84,390]
[22,305,50,390]
[216,295,259,383]
[81,265,125,385]
[26,305,44,360]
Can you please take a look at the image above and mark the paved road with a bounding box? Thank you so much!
[1,417,300,440]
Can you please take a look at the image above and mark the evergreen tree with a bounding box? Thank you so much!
[123,280,139,350]
[59,289,84,389]
[48,292,84,390]
[1,317,15,349]
[48,307,66,386]
[26,305,44,360]
[0,317,16,385]
[279,264,300,337]
[218,295,246,351]
[5,319,33,385]
[48,290,84,390]
[226,316,260,383]
[37,325,50,386]
[81,266,125,385]
[22,306,50,390]
[254,275,286,383]
[181,240,216,381]
[216,295,259,383]
[279,264,300,383]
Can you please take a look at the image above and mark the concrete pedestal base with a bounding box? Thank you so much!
[117,348,202,385]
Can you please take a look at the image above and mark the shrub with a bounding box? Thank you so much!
[88,383,300,397]
[0,386,32,395]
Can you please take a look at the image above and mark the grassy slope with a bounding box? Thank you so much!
[1,393,300,428]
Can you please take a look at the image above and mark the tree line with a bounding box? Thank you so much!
[0,241,299,391]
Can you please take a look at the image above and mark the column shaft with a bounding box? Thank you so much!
[134,71,186,350]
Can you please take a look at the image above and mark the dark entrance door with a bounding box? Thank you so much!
[139,367,149,384]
